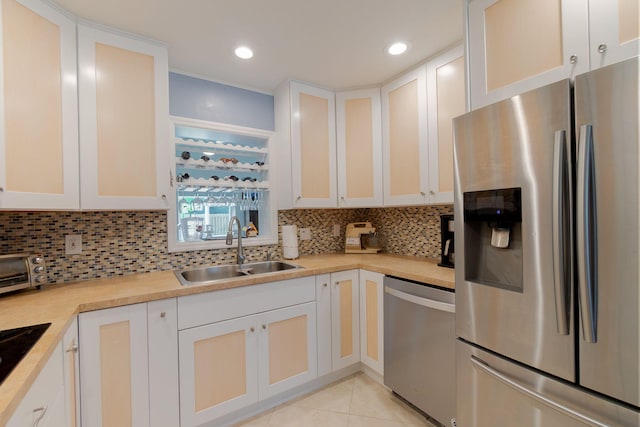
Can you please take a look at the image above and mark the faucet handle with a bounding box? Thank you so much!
[266,249,273,261]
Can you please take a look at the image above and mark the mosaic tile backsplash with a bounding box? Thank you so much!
[0,205,452,284]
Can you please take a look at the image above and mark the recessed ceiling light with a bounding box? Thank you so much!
[387,42,408,56]
[235,46,254,59]
[203,151,215,156]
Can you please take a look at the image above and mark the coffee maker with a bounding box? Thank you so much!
[438,215,455,268]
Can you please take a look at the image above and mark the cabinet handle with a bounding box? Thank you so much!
[569,54,578,64]
[160,311,166,318]
[250,326,255,332]
[420,191,426,197]
[0,187,4,192]
[65,343,78,353]
[161,194,167,201]
[323,283,328,287]
[262,324,267,330]
[32,405,47,427]
[597,43,607,54]
[169,170,174,188]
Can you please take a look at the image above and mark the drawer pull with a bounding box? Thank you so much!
[32,405,47,427]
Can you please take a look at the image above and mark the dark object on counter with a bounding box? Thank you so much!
[361,232,383,250]
[0,323,51,385]
[242,177,257,182]
[438,214,454,268]
[181,151,191,160]
[210,175,219,180]
[255,161,265,166]
[225,175,239,181]
[177,173,190,182]
[200,155,210,161]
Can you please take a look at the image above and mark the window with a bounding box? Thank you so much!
[168,117,277,252]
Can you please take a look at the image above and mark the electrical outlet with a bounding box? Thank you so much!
[333,224,341,237]
[299,227,311,240]
[65,234,82,255]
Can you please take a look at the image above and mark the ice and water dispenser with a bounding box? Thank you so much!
[463,188,523,292]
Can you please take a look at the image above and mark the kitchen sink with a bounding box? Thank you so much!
[175,261,302,286]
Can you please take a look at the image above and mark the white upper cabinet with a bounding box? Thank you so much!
[0,0,79,210]
[78,23,170,210]
[288,82,337,208]
[468,0,640,109]
[381,65,429,206]
[336,88,383,208]
[589,0,640,69]
[426,46,466,204]
[467,0,590,109]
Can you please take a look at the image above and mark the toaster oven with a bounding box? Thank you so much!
[0,254,47,295]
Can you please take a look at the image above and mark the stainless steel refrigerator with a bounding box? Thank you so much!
[453,57,639,426]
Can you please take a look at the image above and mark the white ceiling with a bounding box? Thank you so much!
[53,0,464,94]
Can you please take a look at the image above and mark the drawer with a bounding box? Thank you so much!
[177,276,315,330]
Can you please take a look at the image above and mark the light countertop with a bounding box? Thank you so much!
[0,253,454,424]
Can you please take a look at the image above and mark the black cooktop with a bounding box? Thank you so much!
[0,323,51,385]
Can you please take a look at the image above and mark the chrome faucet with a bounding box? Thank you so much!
[226,216,245,265]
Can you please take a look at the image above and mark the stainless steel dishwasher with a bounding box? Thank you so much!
[384,275,456,427]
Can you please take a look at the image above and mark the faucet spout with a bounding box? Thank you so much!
[226,216,245,265]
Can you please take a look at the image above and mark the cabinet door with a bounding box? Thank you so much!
[381,65,429,206]
[258,302,318,399]
[336,88,383,207]
[589,0,640,69]
[359,270,384,375]
[467,0,589,109]
[178,315,258,426]
[62,317,80,427]
[426,46,466,205]
[78,24,170,210]
[79,303,149,427]
[0,0,78,210]
[148,299,179,427]
[331,270,360,370]
[315,274,332,376]
[290,82,337,208]
[7,341,64,427]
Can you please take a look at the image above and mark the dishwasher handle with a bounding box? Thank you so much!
[385,286,455,313]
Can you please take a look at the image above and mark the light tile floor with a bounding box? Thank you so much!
[234,373,439,427]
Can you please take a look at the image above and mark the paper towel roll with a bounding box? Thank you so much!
[283,245,299,260]
[282,225,298,247]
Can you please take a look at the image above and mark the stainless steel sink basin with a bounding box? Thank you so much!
[175,261,302,286]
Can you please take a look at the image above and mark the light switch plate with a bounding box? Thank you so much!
[65,234,82,255]
[333,224,341,237]
[299,227,311,240]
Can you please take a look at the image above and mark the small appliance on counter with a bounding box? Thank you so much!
[345,222,382,254]
[0,254,47,295]
[438,214,455,268]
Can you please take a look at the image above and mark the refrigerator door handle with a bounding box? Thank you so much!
[577,124,598,343]
[552,130,570,335]
[470,355,608,427]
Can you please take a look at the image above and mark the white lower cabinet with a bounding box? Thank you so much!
[359,270,384,375]
[331,270,360,370]
[79,303,150,427]
[179,314,259,425]
[177,277,317,426]
[7,341,65,427]
[78,299,179,427]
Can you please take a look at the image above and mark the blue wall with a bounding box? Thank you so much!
[169,73,275,131]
